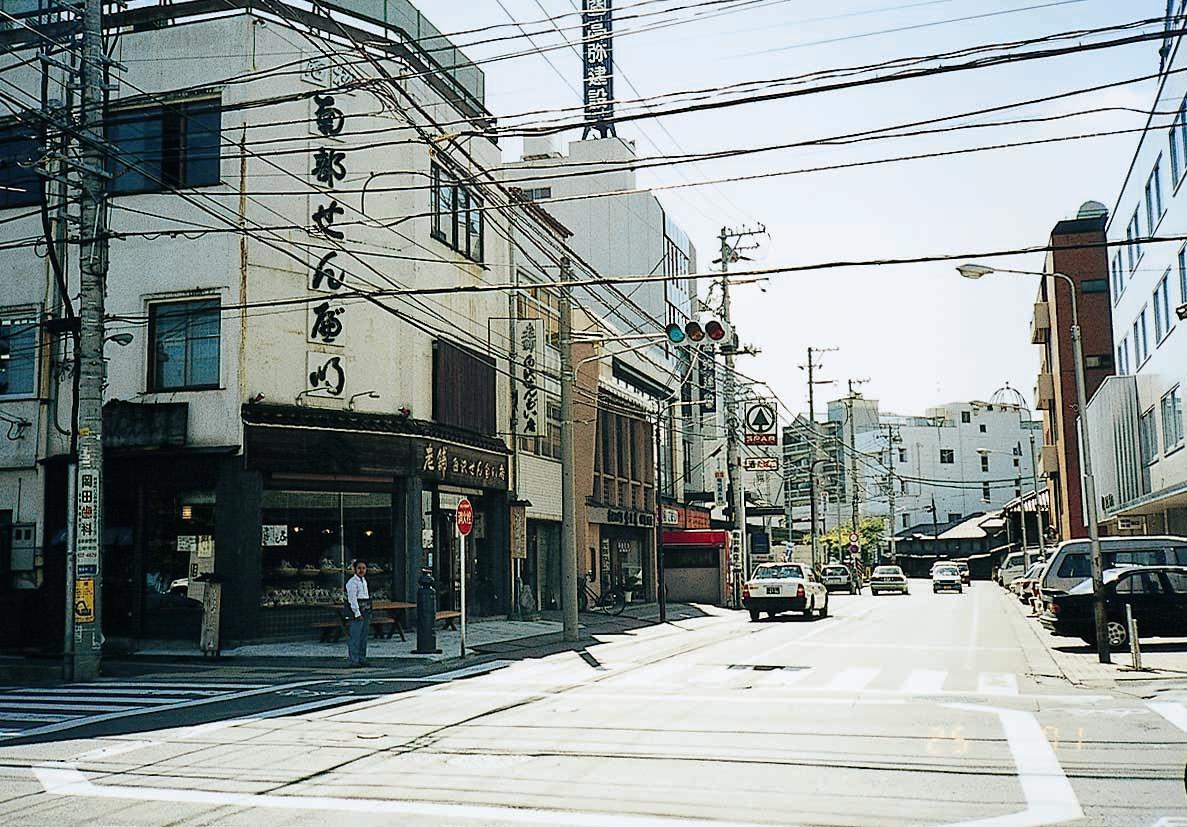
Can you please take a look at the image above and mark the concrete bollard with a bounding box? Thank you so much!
[414,569,441,655]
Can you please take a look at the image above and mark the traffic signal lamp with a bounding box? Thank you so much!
[665,319,731,347]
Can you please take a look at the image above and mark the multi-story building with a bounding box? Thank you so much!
[1032,208,1115,540]
[1083,9,1187,536]
[852,401,1040,533]
[782,416,846,539]
[0,0,640,656]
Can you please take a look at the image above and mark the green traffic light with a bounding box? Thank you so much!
[665,323,686,344]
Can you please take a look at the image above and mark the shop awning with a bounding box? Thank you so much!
[663,530,730,547]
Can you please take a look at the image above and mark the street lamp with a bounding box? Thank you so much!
[958,262,1110,663]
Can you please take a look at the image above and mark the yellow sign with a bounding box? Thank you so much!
[74,578,95,623]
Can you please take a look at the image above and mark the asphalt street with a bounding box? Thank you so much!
[1,582,1186,826]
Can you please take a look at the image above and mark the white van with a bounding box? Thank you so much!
[1038,536,1187,598]
[998,552,1027,587]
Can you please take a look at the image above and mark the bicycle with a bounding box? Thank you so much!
[576,571,626,616]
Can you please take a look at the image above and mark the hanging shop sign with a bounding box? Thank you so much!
[516,318,545,438]
[581,0,615,139]
[420,440,509,491]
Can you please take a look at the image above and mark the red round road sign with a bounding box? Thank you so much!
[456,498,474,536]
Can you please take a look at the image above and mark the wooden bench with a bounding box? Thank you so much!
[370,616,397,639]
[436,610,461,631]
[312,620,345,643]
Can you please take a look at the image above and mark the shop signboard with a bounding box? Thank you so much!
[515,318,544,439]
[456,498,474,536]
[510,503,528,560]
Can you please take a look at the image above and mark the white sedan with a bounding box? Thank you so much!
[743,563,829,621]
[870,565,909,595]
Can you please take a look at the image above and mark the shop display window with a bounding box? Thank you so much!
[259,491,393,609]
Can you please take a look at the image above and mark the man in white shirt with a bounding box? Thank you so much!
[345,559,371,667]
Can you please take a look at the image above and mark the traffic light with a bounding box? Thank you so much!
[665,318,731,347]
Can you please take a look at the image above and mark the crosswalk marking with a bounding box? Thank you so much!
[0,680,278,741]
[824,667,880,692]
[976,672,1019,696]
[901,669,947,694]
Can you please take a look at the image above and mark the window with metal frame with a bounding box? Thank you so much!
[0,123,41,209]
[0,310,38,396]
[107,98,221,194]
[148,299,221,391]
[1162,386,1184,452]
[429,162,483,263]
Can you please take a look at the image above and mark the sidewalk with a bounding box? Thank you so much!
[1002,584,1187,694]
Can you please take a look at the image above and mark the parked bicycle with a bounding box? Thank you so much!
[577,570,626,616]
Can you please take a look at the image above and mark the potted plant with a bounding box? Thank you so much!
[623,573,643,603]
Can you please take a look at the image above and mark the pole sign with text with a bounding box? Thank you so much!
[743,457,779,472]
[456,498,474,537]
[516,318,544,439]
[582,0,615,139]
[743,401,777,446]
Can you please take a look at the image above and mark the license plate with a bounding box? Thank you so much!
[765,586,781,595]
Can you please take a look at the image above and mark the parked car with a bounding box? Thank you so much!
[1039,536,1187,608]
[1042,566,1187,648]
[820,563,857,594]
[1011,562,1045,601]
[955,562,970,584]
[870,565,909,595]
[743,562,829,621]
[998,552,1027,587]
[932,564,963,593]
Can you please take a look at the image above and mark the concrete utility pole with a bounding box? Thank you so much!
[885,424,900,565]
[558,257,579,642]
[846,380,863,537]
[803,346,835,572]
[718,224,764,600]
[70,0,111,681]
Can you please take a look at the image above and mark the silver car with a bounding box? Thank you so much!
[870,565,909,595]
[932,564,963,594]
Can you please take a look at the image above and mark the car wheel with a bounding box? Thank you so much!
[802,599,814,618]
[748,609,760,622]
[957,586,963,593]
[767,610,779,619]
[1106,620,1129,650]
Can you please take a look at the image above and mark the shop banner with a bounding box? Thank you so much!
[516,318,545,438]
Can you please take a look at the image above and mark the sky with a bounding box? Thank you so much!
[426,0,1167,420]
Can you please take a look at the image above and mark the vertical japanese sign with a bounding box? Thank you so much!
[516,318,544,439]
[307,90,351,400]
[582,0,615,139]
[75,444,100,578]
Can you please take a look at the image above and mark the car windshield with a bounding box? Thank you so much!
[823,566,847,575]
[934,566,958,576]
[874,567,902,576]
[753,565,804,580]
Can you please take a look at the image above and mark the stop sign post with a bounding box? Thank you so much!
[456,498,473,658]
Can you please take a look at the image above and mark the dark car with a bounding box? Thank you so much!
[1041,565,1187,649]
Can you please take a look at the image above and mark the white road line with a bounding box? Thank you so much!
[72,682,267,691]
[0,701,142,713]
[6,678,323,742]
[976,673,1020,696]
[942,705,1082,827]
[1147,701,1187,733]
[12,687,233,698]
[901,670,947,695]
[823,667,880,692]
[0,712,80,723]
[32,763,787,827]
[2,695,192,706]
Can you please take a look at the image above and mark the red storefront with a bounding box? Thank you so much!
[661,529,730,606]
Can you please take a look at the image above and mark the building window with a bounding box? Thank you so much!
[430,163,483,263]
[544,401,562,460]
[1163,387,1184,452]
[981,482,991,501]
[1118,337,1130,375]
[980,455,989,472]
[107,99,221,194]
[939,449,955,464]
[1180,246,1187,304]
[1084,354,1115,370]
[979,423,987,433]
[1112,252,1124,301]
[1127,210,1141,271]
[1173,113,1184,186]
[0,310,38,396]
[1140,407,1159,465]
[148,299,220,391]
[1013,457,1021,468]
[522,186,551,201]
[960,411,971,423]
[1134,307,1150,365]
[901,513,910,529]
[947,512,961,523]
[1146,158,1165,230]
[1155,270,1173,343]
[898,447,907,463]
[1014,479,1022,498]
[1080,279,1108,294]
[0,123,41,209]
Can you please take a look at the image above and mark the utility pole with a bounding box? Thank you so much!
[559,257,579,642]
[845,379,865,544]
[718,224,764,602]
[886,424,899,565]
[70,0,111,681]
[802,346,835,572]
